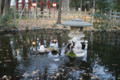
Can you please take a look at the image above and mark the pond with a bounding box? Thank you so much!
[0,30,120,80]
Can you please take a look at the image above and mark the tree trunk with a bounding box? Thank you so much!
[67,0,70,12]
[62,0,69,13]
[14,0,16,25]
[89,0,92,8]
[3,0,11,16]
[57,0,62,24]
[0,0,2,16]
[0,0,5,16]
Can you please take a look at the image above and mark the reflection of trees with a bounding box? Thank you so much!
[7,37,13,59]
[91,43,120,79]
[85,32,120,79]
[57,33,61,48]
[40,33,44,45]
[91,43,120,64]
[0,30,70,77]
[46,33,50,47]
[22,34,28,59]
[86,32,120,47]
[0,35,18,77]
[1,36,13,59]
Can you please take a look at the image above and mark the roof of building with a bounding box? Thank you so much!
[62,19,93,27]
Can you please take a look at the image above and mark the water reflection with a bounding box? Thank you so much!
[86,31,120,80]
[0,31,120,80]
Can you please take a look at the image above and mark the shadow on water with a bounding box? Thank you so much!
[0,31,120,80]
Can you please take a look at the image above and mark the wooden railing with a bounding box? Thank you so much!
[17,9,93,22]
[109,12,120,22]
[17,10,58,19]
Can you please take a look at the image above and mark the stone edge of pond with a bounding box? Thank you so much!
[0,28,70,34]
[84,29,120,33]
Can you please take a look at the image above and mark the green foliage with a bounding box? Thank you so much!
[98,24,107,31]
[95,0,113,13]
[0,8,15,28]
[93,0,120,31]
[113,0,120,11]
[94,12,111,31]
[25,25,29,28]
[25,25,30,30]
[70,0,87,9]
[52,23,57,28]
[113,5,120,11]
[116,23,120,28]
[94,18,119,31]
[63,26,67,28]
[94,12,110,20]
[70,0,80,8]
[0,14,11,27]
[66,51,76,58]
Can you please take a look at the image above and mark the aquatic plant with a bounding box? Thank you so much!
[48,47,59,53]
[66,51,76,58]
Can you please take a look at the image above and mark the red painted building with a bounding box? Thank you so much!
[16,0,51,13]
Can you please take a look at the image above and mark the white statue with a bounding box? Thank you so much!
[38,45,46,53]
[73,41,84,53]
[66,37,88,58]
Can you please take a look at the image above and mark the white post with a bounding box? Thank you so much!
[35,0,37,19]
[92,0,95,29]
[19,4,27,20]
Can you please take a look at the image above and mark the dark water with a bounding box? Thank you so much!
[0,31,120,80]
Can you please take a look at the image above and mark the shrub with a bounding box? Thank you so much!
[0,8,16,28]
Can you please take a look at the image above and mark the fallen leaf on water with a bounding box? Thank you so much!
[0,61,2,63]
[37,77,39,79]
[22,73,30,77]
[72,69,76,72]
[56,73,60,76]
[32,70,40,75]
[4,60,12,62]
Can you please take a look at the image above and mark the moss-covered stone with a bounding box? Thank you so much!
[66,51,76,58]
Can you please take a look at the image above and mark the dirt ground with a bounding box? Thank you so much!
[18,19,69,30]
